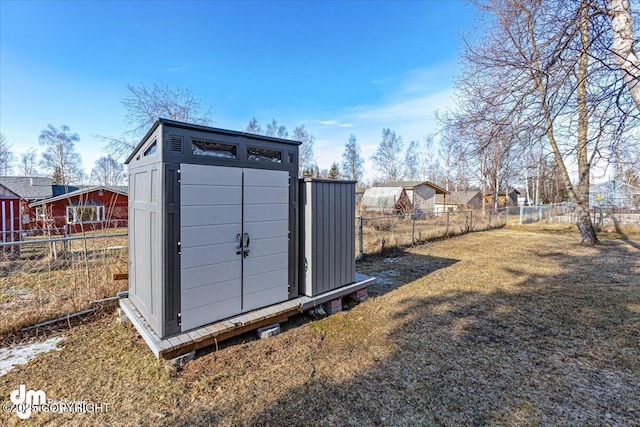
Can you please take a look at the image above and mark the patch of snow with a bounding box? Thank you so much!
[0,337,65,376]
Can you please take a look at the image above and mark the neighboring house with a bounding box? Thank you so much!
[29,186,128,232]
[0,176,54,235]
[485,189,520,207]
[0,176,55,254]
[360,187,412,215]
[377,181,448,213]
[435,190,484,212]
[589,180,640,209]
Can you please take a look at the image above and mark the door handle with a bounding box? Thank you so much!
[236,233,242,249]
[244,233,250,248]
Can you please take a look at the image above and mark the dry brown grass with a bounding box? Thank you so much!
[1,226,639,426]
[0,230,128,338]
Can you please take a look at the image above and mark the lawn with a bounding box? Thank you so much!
[1,226,639,426]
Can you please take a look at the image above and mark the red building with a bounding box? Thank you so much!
[29,186,128,233]
[0,177,55,254]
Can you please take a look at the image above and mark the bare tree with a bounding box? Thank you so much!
[451,0,638,244]
[91,155,126,186]
[0,133,15,175]
[341,134,364,182]
[266,119,289,139]
[100,82,213,159]
[292,124,316,176]
[19,149,38,177]
[39,124,86,186]
[245,117,262,134]
[371,128,405,182]
[404,140,421,180]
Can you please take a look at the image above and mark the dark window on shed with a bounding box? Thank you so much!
[247,147,282,163]
[143,140,157,157]
[192,139,237,159]
[288,152,295,163]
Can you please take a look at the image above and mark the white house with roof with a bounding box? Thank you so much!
[376,181,449,213]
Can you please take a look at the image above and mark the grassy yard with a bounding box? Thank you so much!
[0,226,639,426]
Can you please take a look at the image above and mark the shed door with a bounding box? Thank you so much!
[180,165,243,330]
[179,165,289,331]
[242,168,289,311]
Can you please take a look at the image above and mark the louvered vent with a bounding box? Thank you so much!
[170,135,183,153]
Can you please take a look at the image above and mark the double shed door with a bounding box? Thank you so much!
[180,164,289,331]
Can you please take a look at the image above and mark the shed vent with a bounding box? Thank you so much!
[170,135,183,153]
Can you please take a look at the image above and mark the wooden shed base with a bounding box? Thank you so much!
[119,273,376,359]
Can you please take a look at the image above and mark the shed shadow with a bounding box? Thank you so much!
[170,237,639,426]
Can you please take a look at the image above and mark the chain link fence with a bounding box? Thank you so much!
[548,203,640,231]
[355,208,507,257]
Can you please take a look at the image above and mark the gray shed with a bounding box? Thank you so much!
[125,119,300,338]
[299,178,356,297]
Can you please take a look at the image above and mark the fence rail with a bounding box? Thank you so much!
[355,208,507,257]
[1,228,129,337]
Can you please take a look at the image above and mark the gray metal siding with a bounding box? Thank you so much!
[300,179,356,297]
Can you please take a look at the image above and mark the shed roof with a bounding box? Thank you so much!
[125,118,302,165]
[378,180,449,194]
[29,185,128,207]
[361,187,407,209]
[435,190,482,205]
[0,176,53,200]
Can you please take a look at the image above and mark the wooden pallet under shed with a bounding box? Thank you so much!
[119,273,375,359]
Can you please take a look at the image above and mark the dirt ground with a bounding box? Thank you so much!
[1,226,639,426]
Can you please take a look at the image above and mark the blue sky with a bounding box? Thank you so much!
[0,0,476,182]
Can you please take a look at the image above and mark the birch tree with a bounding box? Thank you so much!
[292,124,316,176]
[371,128,405,182]
[341,134,364,182]
[453,0,638,244]
[39,124,85,186]
[19,149,38,177]
[609,0,640,109]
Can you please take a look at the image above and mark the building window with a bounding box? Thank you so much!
[192,139,237,159]
[247,146,282,163]
[143,140,157,157]
[66,205,105,224]
[35,206,47,220]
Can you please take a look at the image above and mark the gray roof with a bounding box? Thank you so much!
[0,176,53,200]
[378,180,449,194]
[29,185,128,207]
[436,190,482,205]
[361,187,407,209]
[590,180,640,194]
